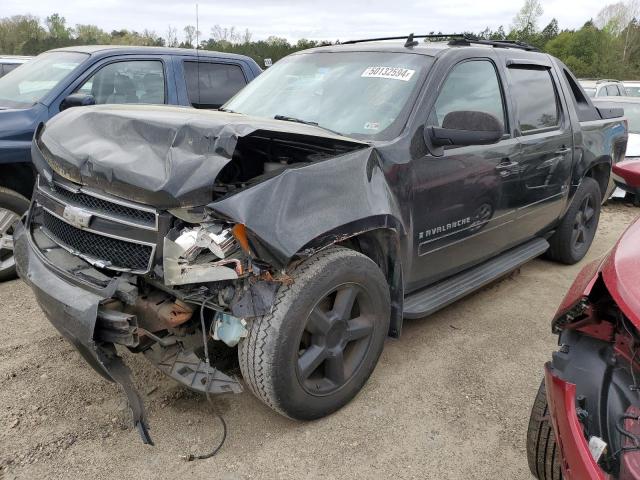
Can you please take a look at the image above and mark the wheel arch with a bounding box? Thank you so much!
[294,217,405,338]
[584,160,611,201]
[0,162,36,200]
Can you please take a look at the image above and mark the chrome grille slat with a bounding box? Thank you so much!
[42,211,154,272]
[33,177,158,274]
[51,185,156,226]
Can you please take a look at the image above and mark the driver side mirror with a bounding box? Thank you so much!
[60,93,96,111]
[427,111,503,147]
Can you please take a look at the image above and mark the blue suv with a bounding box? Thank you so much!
[0,45,261,281]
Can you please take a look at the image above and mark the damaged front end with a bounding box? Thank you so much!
[18,104,397,444]
[546,236,640,478]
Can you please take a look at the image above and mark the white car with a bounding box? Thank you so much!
[0,55,31,78]
[579,79,627,98]
[624,81,640,98]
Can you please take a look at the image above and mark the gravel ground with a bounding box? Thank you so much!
[1,201,638,480]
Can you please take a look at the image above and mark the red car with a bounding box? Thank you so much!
[527,217,640,479]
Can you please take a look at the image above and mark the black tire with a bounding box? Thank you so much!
[546,177,601,265]
[527,379,562,480]
[238,247,391,420]
[0,187,30,282]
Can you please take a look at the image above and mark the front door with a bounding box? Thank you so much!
[407,58,522,291]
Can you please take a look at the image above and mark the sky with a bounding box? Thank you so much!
[4,0,608,43]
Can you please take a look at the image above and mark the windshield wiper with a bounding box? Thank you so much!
[274,114,319,126]
[273,114,344,136]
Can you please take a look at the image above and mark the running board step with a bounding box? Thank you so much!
[403,238,549,319]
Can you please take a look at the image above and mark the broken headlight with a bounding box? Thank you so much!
[163,224,242,286]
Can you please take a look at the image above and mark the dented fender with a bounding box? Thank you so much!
[210,147,406,268]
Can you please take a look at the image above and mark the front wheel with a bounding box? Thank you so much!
[0,187,30,282]
[546,177,601,265]
[527,379,562,480]
[238,247,390,420]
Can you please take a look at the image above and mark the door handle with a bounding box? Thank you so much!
[495,159,519,177]
[555,146,571,155]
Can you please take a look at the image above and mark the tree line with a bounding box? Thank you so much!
[0,0,639,79]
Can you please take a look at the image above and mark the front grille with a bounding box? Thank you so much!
[42,210,153,272]
[52,185,156,226]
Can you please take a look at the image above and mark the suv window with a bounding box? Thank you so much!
[606,84,620,96]
[430,60,506,131]
[509,67,559,132]
[184,61,247,109]
[77,60,165,105]
[1,64,19,77]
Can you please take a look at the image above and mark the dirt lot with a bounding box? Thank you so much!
[1,202,638,480]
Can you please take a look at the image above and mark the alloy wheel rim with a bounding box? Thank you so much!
[0,208,18,272]
[296,282,375,396]
[572,194,596,250]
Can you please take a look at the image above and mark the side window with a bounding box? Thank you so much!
[76,60,165,105]
[617,85,626,96]
[606,85,620,97]
[184,61,247,109]
[2,64,19,76]
[508,67,560,133]
[430,60,506,131]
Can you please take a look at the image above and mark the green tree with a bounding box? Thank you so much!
[45,13,71,40]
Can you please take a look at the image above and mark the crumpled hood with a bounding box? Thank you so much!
[602,217,640,328]
[33,104,366,208]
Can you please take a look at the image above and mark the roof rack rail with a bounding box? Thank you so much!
[340,33,539,52]
[448,36,539,51]
[340,33,466,46]
[595,79,622,84]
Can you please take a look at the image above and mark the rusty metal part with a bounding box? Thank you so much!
[158,299,194,328]
[99,291,196,334]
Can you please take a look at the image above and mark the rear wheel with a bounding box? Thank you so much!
[0,187,30,282]
[527,379,562,480]
[546,177,600,265]
[238,247,390,420]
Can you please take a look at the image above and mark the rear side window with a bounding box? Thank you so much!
[184,61,247,109]
[606,85,620,96]
[508,67,560,133]
[1,64,19,77]
[430,60,506,131]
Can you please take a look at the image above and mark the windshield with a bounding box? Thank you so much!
[584,87,596,98]
[0,51,89,109]
[224,51,432,140]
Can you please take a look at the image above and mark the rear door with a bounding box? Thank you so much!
[505,60,573,237]
[174,57,249,109]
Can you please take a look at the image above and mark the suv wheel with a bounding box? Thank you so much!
[527,379,562,480]
[546,177,601,265]
[0,187,29,282]
[239,247,390,419]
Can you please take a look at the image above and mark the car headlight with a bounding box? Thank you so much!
[163,224,241,286]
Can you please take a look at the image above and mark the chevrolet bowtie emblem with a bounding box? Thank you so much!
[62,205,93,228]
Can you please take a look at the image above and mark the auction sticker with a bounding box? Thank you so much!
[361,66,415,81]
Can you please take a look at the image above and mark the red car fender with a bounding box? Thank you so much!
[613,160,640,189]
[544,364,609,480]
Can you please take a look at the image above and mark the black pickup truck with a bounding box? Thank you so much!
[14,34,628,443]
